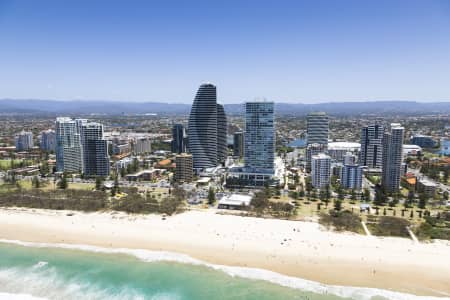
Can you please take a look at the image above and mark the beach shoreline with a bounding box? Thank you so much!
[1,207,449,297]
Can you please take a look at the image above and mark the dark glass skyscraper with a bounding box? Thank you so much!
[360,124,384,168]
[217,104,227,164]
[188,83,218,170]
[171,124,186,154]
[233,131,244,158]
[80,122,110,177]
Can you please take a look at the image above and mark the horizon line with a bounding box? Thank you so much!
[1,98,450,105]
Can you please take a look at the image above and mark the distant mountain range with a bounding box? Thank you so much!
[1,99,450,116]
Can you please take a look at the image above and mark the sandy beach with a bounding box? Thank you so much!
[0,207,449,297]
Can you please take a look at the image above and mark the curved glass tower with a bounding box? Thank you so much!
[188,83,218,170]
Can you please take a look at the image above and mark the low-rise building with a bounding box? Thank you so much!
[125,169,162,182]
[218,194,252,210]
[417,179,437,198]
[410,135,437,148]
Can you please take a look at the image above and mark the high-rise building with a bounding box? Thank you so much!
[306,143,327,173]
[171,124,186,154]
[381,123,404,193]
[188,83,218,170]
[15,131,34,151]
[340,164,363,190]
[217,104,227,164]
[133,137,152,155]
[40,129,56,152]
[311,153,331,189]
[360,124,384,168]
[244,101,275,173]
[233,131,244,158]
[306,112,329,146]
[55,117,83,173]
[80,122,110,177]
[175,154,193,183]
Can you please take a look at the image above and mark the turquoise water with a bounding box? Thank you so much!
[0,242,442,300]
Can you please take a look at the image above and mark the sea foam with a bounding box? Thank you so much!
[0,292,47,300]
[0,239,448,300]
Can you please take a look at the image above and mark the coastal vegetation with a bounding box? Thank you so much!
[319,210,363,233]
[415,212,450,240]
[0,182,185,215]
[367,216,411,238]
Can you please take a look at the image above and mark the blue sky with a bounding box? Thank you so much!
[0,0,450,103]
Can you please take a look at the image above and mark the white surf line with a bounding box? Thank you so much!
[407,226,419,244]
[1,239,448,300]
[361,221,371,236]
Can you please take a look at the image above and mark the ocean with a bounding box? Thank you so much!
[0,241,445,300]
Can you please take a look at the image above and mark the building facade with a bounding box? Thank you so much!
[327,142,360,163]
[360,124,384,168]
[340,164,363,190]
[244,101,275,173]
[80,122,110,177]
[15,131,34,151]
[171,124,186,154]
[40,129,56,152]
[381,123,404,193]
[306,112,329,146]
[188,83,218,170]
[233,131,244,158]
[217,104,227,164]
[306,143,327,173]
[55,117,83,173]
[311,153,331,189]
[175,153,193,183]
[133,137,152,155]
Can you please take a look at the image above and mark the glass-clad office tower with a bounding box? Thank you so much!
[244,101,275,173]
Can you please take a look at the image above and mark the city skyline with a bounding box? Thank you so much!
[1,0,450,103]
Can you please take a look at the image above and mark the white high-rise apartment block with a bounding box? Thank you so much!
[306,143,327,173]
[311,153,331,189]
[381,123,404,193]
[56,117,83,173]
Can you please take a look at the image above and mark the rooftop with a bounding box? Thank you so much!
[218,194,252,207]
